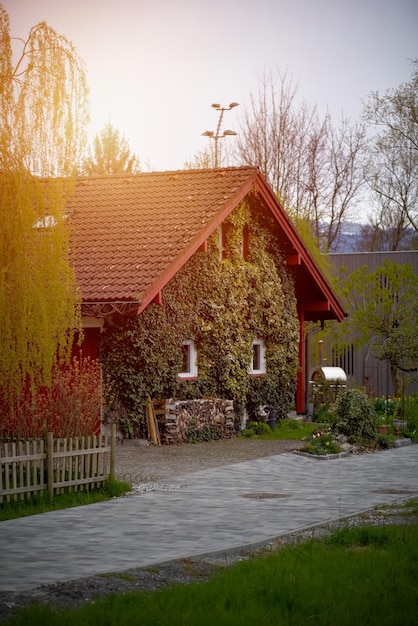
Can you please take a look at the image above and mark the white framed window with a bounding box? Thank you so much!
[179,340,198,379]
[251,339,266,375]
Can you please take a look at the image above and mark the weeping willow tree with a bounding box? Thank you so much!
[0,5,89,409]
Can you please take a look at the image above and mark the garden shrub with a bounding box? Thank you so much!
[312,402,334,424]
[1,356,101,439]
[242,421,271,436]
[403,393,418,441]
[375,433,394,449]
[303,432,340,455]
[281,417,300,430]
[330,389,376,442]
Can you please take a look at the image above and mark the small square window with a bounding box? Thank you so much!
[179,340,198,379]
[251,339,266,375]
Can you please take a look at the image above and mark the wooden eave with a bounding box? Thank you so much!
[137,171,258,314]
[253,172,346,323]
[137,168,345,323]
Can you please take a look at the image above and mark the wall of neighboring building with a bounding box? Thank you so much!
[330,250,418,276]
[327,251,418,398]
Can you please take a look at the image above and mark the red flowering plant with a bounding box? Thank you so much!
[1,356,102,440]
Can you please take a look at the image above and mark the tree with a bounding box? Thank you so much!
[236,70,367,251]
[82,122,140,175]
[0,5,88,405]
[237,70,312,211]
[306,114,367,251]
[356,214,418,252]
[0,9,88,176]
[363,61,418,246]
[335,260,418,396]
[184,148,212,169]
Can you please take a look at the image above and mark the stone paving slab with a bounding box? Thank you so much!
[0,445,417,592]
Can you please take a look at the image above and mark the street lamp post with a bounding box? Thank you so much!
[202,102,239,167]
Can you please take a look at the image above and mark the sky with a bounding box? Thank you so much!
[3,0,418,172]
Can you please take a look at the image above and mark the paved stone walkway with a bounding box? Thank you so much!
[1,444,417,592]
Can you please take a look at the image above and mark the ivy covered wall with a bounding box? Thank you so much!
[100,200,300,436]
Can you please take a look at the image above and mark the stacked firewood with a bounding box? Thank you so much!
[155,398,236,444]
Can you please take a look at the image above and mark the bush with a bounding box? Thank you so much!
[303,432,341,455]
[1,356,101,439]
[280,418,300,430]
[241,421,272,436]
[403,426,418,442]
[331,389,376,442]
[372,396,399,420]
[403,394,418,441]
[312,403,334,423]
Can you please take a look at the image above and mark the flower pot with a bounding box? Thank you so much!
[377,425,389,435]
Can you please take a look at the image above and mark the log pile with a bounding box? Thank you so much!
[155,398,237,444]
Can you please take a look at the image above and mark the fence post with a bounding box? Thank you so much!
[110,423,116,481]
[47,432,54,498]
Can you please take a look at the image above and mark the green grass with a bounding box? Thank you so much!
[0,479,131,521]
[399,497,418,515]
[4,520,418,625]
[241,418,317,440]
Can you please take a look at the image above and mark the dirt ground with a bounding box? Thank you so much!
[114,437,305,484]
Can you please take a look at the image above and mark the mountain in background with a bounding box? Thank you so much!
[330,223,418,253]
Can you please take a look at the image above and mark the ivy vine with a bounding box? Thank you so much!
[100,199,300,435]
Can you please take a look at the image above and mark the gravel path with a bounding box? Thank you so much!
[114,437,304,484]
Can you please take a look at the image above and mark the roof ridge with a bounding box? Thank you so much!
[74,166,259,182]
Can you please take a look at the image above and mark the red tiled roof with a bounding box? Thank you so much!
[68,167,257,303]
[68,166,345,322]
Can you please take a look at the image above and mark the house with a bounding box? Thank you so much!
[326,250,418,398]
[68,166,345,434]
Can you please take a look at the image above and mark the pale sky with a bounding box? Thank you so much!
[3,0,418,171]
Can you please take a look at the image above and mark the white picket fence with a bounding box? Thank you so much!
[0,425,116,503]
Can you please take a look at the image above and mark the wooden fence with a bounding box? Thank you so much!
[0,424,116,503]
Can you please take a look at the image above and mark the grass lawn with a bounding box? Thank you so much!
[241,418,318,440]
[4,519,418,625]
[0,480,131,522]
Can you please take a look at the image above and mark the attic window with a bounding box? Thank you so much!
[251,339,266,376]
[33,215,58,229]
[218,222,248,260]
[179,340,198,379]
[33,214,68,229]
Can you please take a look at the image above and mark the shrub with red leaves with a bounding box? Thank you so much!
[0,356,101,440]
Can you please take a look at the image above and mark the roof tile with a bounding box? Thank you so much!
[69,167,258,302]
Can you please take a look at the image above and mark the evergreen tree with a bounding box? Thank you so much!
[83,122,140,175]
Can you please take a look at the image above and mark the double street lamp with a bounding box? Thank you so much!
[202,102,239,167]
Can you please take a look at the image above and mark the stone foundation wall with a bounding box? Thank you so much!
[156,398,237,445]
